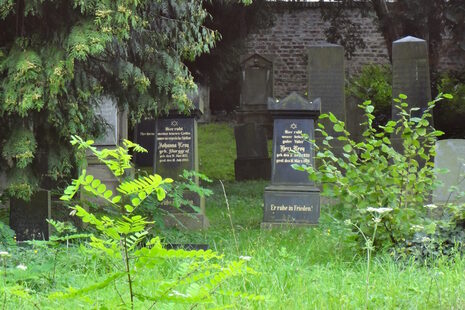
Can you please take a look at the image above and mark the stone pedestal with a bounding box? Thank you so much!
[262,92,321,228]
[9,190,51,241]
[234,123,271,181]
[154,110,208,229]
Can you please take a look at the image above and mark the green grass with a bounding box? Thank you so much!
[2,123,465,309]
[198,122,236,181]
[2,180,465,309]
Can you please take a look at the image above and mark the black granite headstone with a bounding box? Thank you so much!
[9,190,51,241]
[262,92,321,228]
[135,119,156,167]
[153,112,207,229]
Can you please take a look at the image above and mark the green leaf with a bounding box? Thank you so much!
[103,190,112,199]
[131,197,140,206]
[111,196,121,204]
[366,105,374,113]
[333,124,344,132]
[97,184,106,194]
[343,144,352,153]
[91,179,101,188]
[443,93,453,99]
[399,94,407,100]
[328,113,337,123]
[124,205,134,212]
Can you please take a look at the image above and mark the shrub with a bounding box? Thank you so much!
[294,94,448,250]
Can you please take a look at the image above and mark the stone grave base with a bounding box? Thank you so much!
[262,185,320,228]
[234,158,271,181]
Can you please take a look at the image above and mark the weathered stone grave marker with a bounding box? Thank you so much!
[262,92,321,228]
[236,53,274,132]
[307,44,346,156]
[392,36,431,120]
[89,97,128,194]
[9,190,51,241]
[234,53,273,180]
[391,36,432,151]
[433,139,465,205]
[153,105,208,229]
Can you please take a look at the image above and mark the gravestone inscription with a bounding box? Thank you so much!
[262,92,321,228]
[9,190,51,241]
[153,110,207,229]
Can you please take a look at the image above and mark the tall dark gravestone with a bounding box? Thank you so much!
[235,53,274,135]
[9,190,51,241]
[307,44,346,156]
[134,119,156,167]
[391,36,432,151]
[234,53,273,180]
[153,107,208,229]
[392,36,431,120]
[262,92,321,228]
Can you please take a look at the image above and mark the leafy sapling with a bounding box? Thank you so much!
[56,136,261,309]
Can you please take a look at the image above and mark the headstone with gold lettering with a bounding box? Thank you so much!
[153,105,208,229]
[262,92,321,228]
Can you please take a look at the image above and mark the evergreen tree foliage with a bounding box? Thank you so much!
[0,0,236,200]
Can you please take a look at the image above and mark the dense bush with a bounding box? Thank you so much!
[294,94,447,250]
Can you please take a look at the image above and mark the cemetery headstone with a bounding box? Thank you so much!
[134,118,156,168]
[433,139,465,205]
[235,53,274,137]
[88,97,128,195]
[153,104,208,229]
[391,36,432,151]
[9,190,51,241]
[307,44,346,156]
[262,92,321,228]
[392,36,431,120]
[234,123,271,181]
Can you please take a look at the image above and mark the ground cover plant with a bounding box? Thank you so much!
[1,122,465,309]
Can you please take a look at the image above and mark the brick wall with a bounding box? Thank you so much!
[244,4,464,99]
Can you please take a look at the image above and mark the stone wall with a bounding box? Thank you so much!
[244,3,464,99]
